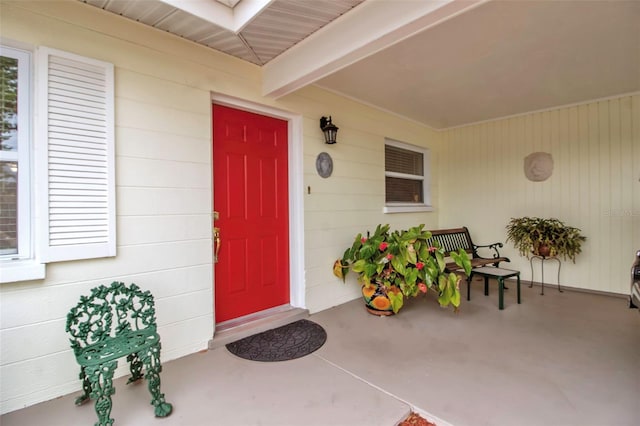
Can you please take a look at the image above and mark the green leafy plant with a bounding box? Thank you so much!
[333,224,471,314]
[505,217,586,262]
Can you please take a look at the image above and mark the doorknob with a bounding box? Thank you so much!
[213,211,221,263]
[213,227,221,263]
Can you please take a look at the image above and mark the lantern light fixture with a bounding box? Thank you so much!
[320,116,338,144]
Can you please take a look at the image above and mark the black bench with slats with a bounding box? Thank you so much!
[427,226,510,272]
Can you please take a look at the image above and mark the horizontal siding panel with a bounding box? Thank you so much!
[118,187,211,216]
[116,98,209,139]
[115,70,213,114]
[0,247,212,328]
[158,316,213,361]
[305,193,382,212]
[0,351,79,407]
[118,215,211,246]
[0,320,69,365]
[116,157,210,189]
[155,291,212,327]
[115,127,210,163]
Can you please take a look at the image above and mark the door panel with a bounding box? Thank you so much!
[213,104,289,323]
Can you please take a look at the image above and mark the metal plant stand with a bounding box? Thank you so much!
[529,255,562,295]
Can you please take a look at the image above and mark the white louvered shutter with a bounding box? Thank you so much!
[37,48,115,262]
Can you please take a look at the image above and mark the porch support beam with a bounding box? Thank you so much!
[262,0,487,99]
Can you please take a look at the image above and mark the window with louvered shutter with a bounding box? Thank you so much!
[37,47,115,262]
[384,138,431,213]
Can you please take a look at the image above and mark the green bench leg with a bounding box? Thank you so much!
[517,274,521,304]
[499,278,504,310]
[140,343,173,418]
[126,352,144,384]
[75,366,92,406]
[87,361,117,426]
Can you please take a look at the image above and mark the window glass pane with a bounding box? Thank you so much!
[0,55,18,152]
[385,176,423,203]
[0,161,18,254]
[385,144,423,175]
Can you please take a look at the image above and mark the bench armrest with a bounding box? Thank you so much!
[473,242,504,259]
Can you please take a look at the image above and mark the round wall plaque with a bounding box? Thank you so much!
[524,152,554,182]
[316,152,333,178]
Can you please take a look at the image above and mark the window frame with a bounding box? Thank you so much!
[0,41,116,283]
[0,41,44,281]
[383,138,433,214]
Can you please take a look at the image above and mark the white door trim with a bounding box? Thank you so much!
[210,94,305,311]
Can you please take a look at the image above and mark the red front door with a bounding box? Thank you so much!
[212,104,290,323]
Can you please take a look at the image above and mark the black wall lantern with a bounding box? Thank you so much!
[320,116,339,144]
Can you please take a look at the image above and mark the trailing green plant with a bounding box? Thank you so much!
[505,217,586,262]
[333,224,471,314]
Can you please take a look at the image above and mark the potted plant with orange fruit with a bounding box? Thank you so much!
[333,224,471,315]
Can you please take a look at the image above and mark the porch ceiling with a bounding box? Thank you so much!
[81,0,640,129]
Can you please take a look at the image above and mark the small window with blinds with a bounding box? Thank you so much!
[384,139,432,213]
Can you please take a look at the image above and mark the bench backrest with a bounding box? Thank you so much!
[66,282,157,354]
[426,227,477,257]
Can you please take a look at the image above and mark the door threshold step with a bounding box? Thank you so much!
[208,306,309,349]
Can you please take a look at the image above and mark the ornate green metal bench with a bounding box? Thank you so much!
[66,282,173,426]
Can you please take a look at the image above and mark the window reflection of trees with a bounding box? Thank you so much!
[0,55,19,253]
[1,56,18,151]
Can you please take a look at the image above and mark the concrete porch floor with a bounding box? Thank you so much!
[2,278,639,426]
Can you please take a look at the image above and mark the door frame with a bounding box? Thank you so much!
[211,93,305,312]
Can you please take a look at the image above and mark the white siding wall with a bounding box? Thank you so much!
[0,0,440,413]
[0,0,217,413]
[440,95,640,294]
[289,87,441,313]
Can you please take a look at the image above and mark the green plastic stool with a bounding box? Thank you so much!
[66,282,172,426]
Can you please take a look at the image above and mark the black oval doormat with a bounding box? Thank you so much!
[226,319,327,362]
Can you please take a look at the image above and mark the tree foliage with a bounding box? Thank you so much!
[0,55,18,148]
